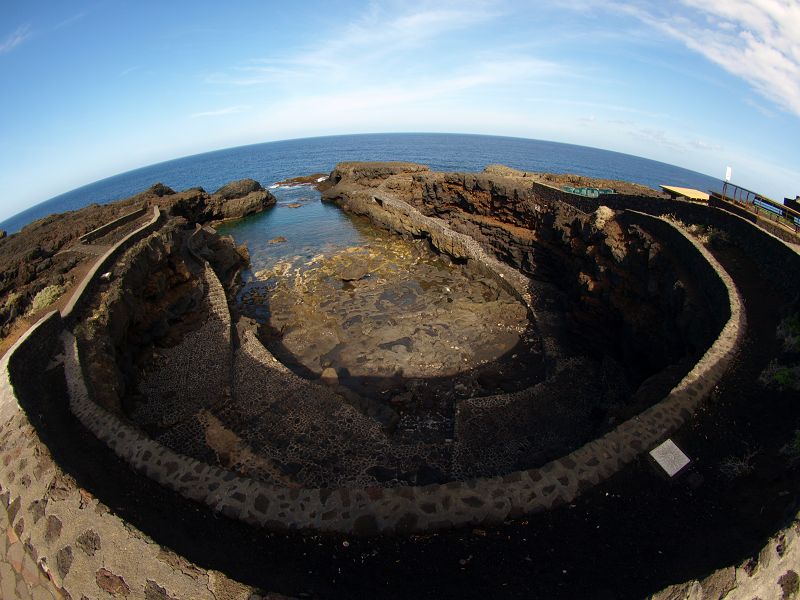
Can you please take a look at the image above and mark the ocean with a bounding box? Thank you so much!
[0,132,723,234]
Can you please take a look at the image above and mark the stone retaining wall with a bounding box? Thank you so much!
[0,311,261,599]
[78,206,148,243]
[0,184,764,597]
[56,199,744,535]
[0,207,265,598]
[61,205,162,323]
[535,186,800,299]
[619,211,731,330]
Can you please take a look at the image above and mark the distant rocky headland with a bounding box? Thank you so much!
[0,162,798,599]
[0,178,275,349]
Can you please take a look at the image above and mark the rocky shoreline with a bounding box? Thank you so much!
[0,178,276,350]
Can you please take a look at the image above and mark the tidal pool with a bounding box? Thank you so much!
[219,185,539,413]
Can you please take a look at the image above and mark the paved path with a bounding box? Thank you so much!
[1,498,66,600]
[55,242,111,258]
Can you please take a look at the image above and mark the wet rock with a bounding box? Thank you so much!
[321,367,339,385]
[338,260,371,281]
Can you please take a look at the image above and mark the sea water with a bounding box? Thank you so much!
[1,133,723,234]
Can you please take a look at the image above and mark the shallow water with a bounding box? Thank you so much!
[217,185,373,276]
[218,185,535,404]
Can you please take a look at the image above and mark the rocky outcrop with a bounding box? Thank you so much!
[0,179,273,342]
[323,162,720,407]
[75,219,246,414]
[163,179,276,223]
[208,179,277,220]
[213,178,263,200]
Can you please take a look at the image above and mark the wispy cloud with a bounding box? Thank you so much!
[655,1,800,118]
[627,126,684,151]
[190,105,250,119]
[206,0,507,87]
[566,1,800,118]
[0,24,31,55]
[55,11,87,30]
[691,139,723,152]
[119,65,143,78]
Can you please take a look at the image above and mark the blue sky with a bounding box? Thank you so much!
[1,0,798,222]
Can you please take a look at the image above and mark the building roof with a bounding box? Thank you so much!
[660,185,710,202]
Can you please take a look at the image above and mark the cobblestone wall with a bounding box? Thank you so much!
[0,217,263,599]
[0,191,776,598]
[78,206,148,243]
[535,186,800,298]
[60,201,744,535]
[2,179,797,598]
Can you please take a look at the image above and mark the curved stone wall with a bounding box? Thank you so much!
[0,181,787,599]
[0,312,260,599]
[539,185,800,298]
[61,205,162,323]
[58,204,743,534]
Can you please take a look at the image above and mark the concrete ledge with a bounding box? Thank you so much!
[78,206,148,243]
[61,205,162,323]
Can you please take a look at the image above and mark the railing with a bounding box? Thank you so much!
[561,186,615,198]
[716,182,800,233]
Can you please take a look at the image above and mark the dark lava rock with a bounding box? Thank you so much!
[146,182,176,197]
[213,178,264,200]
[415,464,447,485]
[367,465,399,482]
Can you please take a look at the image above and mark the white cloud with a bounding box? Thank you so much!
[206,0,505,87]
[190,105,250,119]
[0,24,31,55]
[627,126,684,151]
[576,0,800,118]
[660,1,800,117]
[119,65,143,78]
[55,11,87,30]
[691,139,723,152]
[256,58,556,126]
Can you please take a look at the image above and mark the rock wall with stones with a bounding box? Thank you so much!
[545,188,800,302]
[0,166,796,599]
[53,169,741,534]
[323,164,719,395]
[0,312,266,599]
[1,207,743,540]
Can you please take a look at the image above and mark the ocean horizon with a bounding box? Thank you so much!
[0,132,724,234]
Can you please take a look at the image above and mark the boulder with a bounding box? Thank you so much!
[213,179,265,200]
[209,190,277,220]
